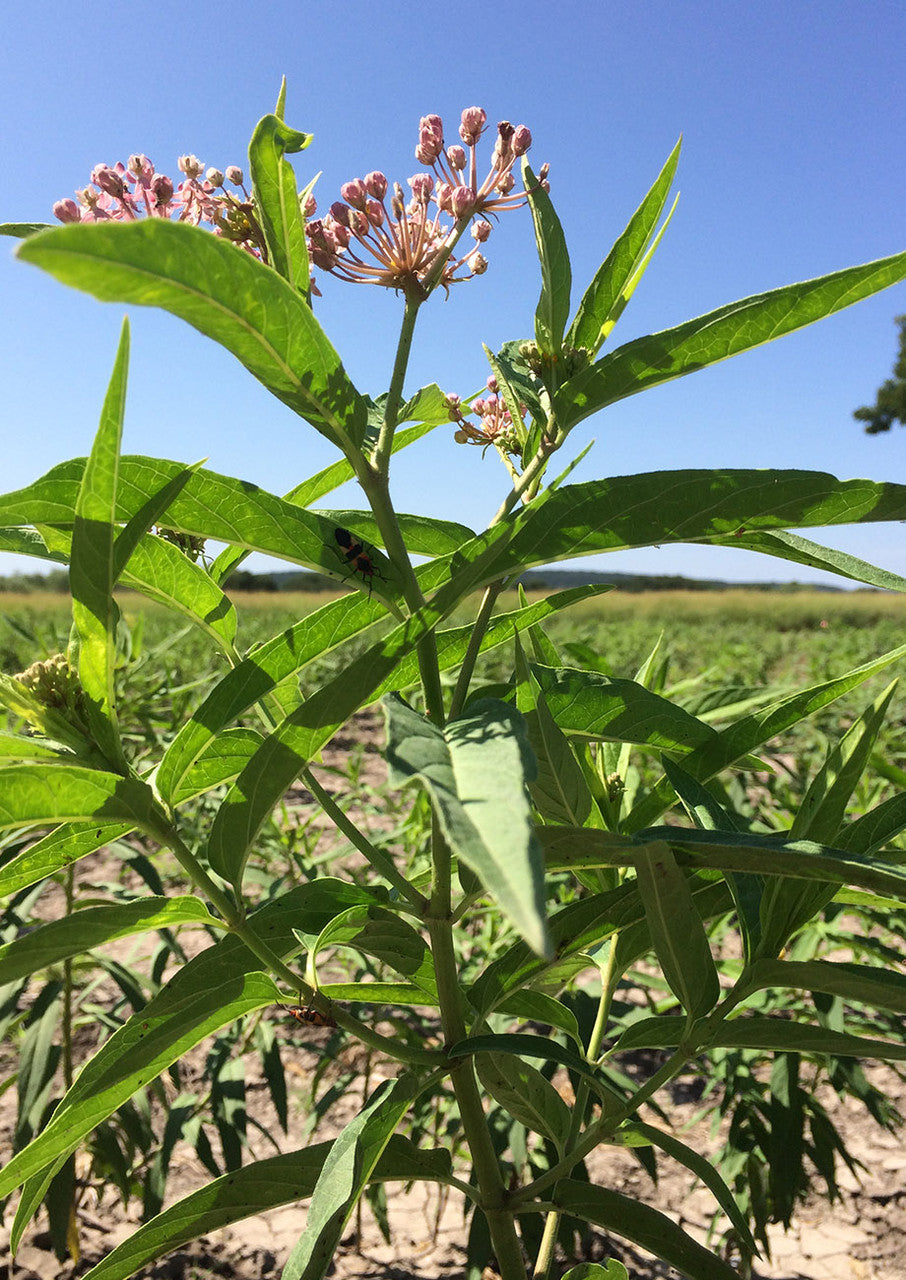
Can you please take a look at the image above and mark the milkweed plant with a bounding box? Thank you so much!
[3,84,906,1280]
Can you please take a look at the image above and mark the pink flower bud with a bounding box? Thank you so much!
[446,146,467,171]
[470,252,488,275]
[473,399,488,416]
[364,171,387,200]
[435,183,453,213]
[91,164,126,198]
[329,201,351,228]
[471,219,492,242]
[348,209,370,237]
[178,155,205,179]
[407,173,434,203]
[366,199,384,227]
[496,172,516,195]
[450,186,474,218]
[486,376,498,393]
[150,173,174,205]
[53,198,81,223]
[225,165,244,185]
[341,178,368,210]
[512,126,532,156]
[301,191,317,217]
[416,115,444,164]
[459,107,487,145]
[206,168,225,187]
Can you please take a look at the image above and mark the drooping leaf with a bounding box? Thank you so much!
[383,694,549,956]
[18,221,369,448]
[523,160,571,363]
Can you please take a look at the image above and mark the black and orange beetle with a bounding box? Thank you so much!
[332,526,384,597]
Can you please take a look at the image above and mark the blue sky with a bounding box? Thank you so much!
[3,0,906,585]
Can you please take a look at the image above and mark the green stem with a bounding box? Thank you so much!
[427,825,526,1278]
[373,294,421,472]
[448,581,504,720]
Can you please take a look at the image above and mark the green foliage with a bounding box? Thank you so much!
[2,99,906,1280]
[855,313,906,434]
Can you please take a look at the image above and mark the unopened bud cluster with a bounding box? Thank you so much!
[53,155,265,257]
[448,377,526,455]
[306,107,547,296]
[518,341,592,381]
[15,653,91,735]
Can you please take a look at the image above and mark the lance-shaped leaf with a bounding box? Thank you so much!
[248,110,312,291]
[316,508,475,557]
[0,763,164,836]
[711,527,906,593]
[0,897,220,985]
[281,1074,425,1280]
[532,662,718,757]
[0,455,398,593]
[566,139,681,356]
[18,221,369,448]
[551,1180,741,1280]
[448,1033,621,1112]
[309,904,438,1002]
[553,248,906,431]
[626,639,906,831]
[0,881,380,1203]
[616,1014,906,1061]
[524,159,571,362]
[633,841,720,1019]
[383,694,549,956]
[78,1134,453,1280]
[476,1051,572,1149]
[69,319,130,768]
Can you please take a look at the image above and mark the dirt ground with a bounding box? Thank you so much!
[2,714,906,1280]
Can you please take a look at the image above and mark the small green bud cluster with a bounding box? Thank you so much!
[155,526,207,562]
[517,342,592,381]
[15,653,91,736]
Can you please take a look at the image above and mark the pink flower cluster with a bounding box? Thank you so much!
[448,377,526,454]
[53,155,265,257]
[306,108,547,295]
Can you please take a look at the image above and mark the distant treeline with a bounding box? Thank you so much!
[0,567,847,595]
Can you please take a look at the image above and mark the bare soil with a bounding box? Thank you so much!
[2,714,906,1280]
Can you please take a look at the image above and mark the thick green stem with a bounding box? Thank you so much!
[373,294,421,471]
[428,825,526,1278]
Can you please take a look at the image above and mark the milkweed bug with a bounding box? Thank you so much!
[332,526,384,597]
[280,1001,338,1030]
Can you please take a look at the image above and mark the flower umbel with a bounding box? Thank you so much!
[54,155,267,258]
[449,378,526,456]
[307,107,547,297]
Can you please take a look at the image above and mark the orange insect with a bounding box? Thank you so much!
[280,1002,338,1030]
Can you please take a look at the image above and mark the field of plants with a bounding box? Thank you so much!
[4,586,906,1280]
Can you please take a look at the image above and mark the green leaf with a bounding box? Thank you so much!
[0,763,163,835]
[447,1033,621,1112]
[745,957,906,1016]
[616,1014,906,1061]
[282,1074,424,1280]
[69,321,131,768]
[248,112,312,292]
[567,139,681,355]
[0,221,53,238]
[18,221,369,448]
[524,160,571,362]
[383,694,549,956]
[531,663,719,756]
[317,508,475,557]
[476,1052,571,1149]
[0,882,366,1201]
[551,1179,741,1280]
[79,1135,452,1280]
[634,841,720,1019]
[0,454,399,593]
[554,248,906,431]
[620,1121,758,1258]
[538,824,906,902]
[759,681,899,955]
[0,822,135,897]
[310,904,438,1002]
[626,639,906,831]
[0,897,220,984]
[712,527,906,593]
[560,1264,629,1280]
